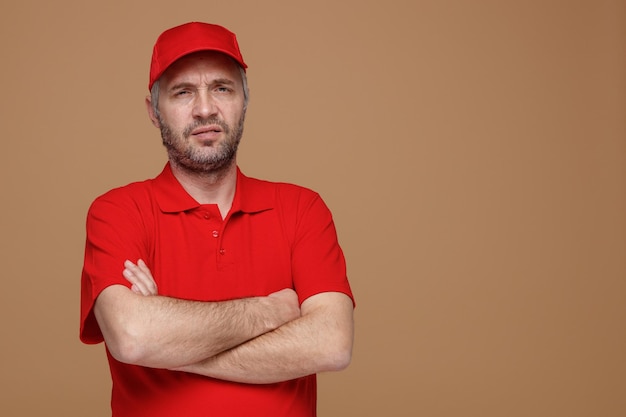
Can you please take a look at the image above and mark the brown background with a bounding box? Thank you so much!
[1,0,625,416]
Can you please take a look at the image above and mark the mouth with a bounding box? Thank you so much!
[188,124,224,142]
[191,125,223,136]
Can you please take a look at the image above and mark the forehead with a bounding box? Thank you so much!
[160,51,241,86]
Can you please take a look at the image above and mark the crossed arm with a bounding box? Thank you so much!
[94,260,354,384]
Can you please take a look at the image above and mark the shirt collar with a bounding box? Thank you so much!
[154,163,274,214]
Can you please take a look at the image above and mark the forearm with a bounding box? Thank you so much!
[174,292,354,384]
[94,285,298,369]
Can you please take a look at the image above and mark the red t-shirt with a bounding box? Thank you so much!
[80,163,354,417]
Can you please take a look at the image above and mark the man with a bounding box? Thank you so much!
[80,22,355,417]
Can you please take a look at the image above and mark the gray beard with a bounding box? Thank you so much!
[159,114,245,175]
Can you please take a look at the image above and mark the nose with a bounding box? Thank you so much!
[192,89,218,119]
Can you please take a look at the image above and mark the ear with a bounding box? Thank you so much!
[145,96,161,128]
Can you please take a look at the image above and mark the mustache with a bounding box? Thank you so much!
[182,117,230,138]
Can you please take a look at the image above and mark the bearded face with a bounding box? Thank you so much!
[150,51,248,177]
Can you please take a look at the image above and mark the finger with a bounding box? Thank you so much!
[124,259,158,296]
[136,259,158,295]
[137,259,155,279]
[123,266,151,296]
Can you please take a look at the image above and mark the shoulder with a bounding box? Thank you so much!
[87,179,156,216]
[240,174,335,226]
[241,173,321,204]
[240,175,329,220]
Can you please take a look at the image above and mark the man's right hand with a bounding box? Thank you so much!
[267,288,301,326]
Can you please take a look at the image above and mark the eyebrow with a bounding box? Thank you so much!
[211,78,236,86]
[168,78,236,91]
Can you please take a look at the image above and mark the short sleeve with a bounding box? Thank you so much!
[289,192,354,306]
[80,188,152,344]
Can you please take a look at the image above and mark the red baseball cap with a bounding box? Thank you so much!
[148,22,247,91]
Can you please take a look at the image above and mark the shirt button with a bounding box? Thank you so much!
[219,248,226,255]
[203,212,210,219]
[212,230,219,238]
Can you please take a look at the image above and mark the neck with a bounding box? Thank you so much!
[169,159,238,219]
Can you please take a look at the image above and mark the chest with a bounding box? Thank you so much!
[149,206,293,301]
